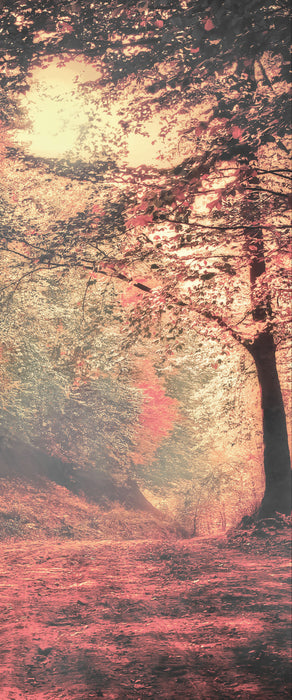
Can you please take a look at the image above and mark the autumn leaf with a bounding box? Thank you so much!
[206,196,222,211]
[120,287,143,307]
[173,188,186,202]
[126,214,153,228]
[232,126,243,139]
[204,18,215,31]
[92,204,104,215]
[58,21,74,33]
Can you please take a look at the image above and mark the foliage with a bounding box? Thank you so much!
[0,0,290,350]
[0,0,291,521]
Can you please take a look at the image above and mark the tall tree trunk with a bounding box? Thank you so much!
[248,330,291,515]
[238,126,291,516]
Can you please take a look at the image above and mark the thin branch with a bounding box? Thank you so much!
[160,219,291,231]
[0,247,32,260]
[243,187,290,199]
[256,59,276,92]
[81,278,93,321]
[0,265,53,309]
[257,169,292,181]
[193,306,245,346]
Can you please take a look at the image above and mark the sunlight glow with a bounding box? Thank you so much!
[13,54,213,169]
[14,57,103,159]
[23,93,87,158]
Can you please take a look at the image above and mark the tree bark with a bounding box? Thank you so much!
[248,330,291,515]
[239,129,291,516]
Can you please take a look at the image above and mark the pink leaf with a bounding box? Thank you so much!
[232,126,243,139]
[92,204,103,215]
[126,214,153,228]
[58,21,73,34]
[204,18,215,31]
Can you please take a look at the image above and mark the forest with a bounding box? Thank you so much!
[0,1,291,698]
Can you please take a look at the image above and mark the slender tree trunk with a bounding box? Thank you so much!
[248,330,291,515]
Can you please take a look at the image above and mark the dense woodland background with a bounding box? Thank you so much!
[0,0,291,535]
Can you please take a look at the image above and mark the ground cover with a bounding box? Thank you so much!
[0,522,290,699]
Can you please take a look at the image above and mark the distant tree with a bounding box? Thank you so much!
[0,0,291,515]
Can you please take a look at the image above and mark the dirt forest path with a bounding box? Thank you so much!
[0,530,290,700]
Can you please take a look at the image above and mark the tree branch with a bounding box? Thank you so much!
[243,187,290,199]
